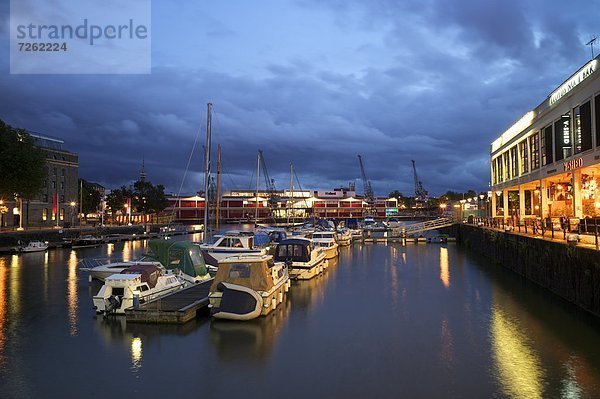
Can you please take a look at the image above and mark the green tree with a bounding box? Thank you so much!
[0,121,46,200]
[388,190,407,207]
[79,180,102,219]
[106,186,133,215]
[132,180,168,216]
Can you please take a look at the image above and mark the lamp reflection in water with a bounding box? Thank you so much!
[491,306,545,399]
[0,258,8,370]
[10,255,20,315]
[439,247,450,288]
[131,337,143,372]
[67,251,78,336]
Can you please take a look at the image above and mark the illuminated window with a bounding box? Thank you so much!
[60,208,64,221]
[530,134,539,170]
[542,125,553,165]
[42,208,47,221]
[519,141,528,175]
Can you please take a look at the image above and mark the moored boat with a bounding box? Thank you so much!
[336,229,352,246]
[274,238,327,280]
[311,231,339,259]
[81,240,212,283]
[14,240,48,253]
[72,235,103,248]
[93,264,188,315]
[208,254,290,320]
[199,231,268,269]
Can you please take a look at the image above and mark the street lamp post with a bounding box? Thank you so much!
[69,201,76,227]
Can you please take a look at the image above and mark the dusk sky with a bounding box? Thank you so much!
[1,0,599,197]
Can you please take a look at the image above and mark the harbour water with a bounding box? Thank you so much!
[1,233,600,398]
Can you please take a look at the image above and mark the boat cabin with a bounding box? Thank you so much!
[210,231,257,249]
[312,231,336,240]
[144,240,208,278]
[274,239,312,263]
[120,264,161,288]
[210,254,276,292]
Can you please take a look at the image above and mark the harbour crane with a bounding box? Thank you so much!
[258,150,276,193]
[411,160,428,206]
[357,155,375,211]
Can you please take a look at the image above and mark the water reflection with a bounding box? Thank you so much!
[67,251,78,336]
[131,337,143,372]
[209,300,290,363]
[0,258,7,369]
[439,317,454,368]
[439,247,450,288]
[491,305,545,398]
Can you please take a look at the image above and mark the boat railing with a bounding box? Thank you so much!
[78,256,147,270]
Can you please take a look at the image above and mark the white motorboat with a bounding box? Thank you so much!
[336,229,352,246]
[199,231,268,268]
[71,235,103,248]
[274,238,327,280]
[15,240,48,253]
[93,264,188,315]
[311,231,339,260]
[81,240,212,283]
[209,253,290,320]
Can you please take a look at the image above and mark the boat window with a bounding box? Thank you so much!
[293,245,303,257]
[229,264,251,278]
[169,250,182,266]
[140,285,149,292]
[218,238,231,247]
[232,238,243,248]
[112,288,124,296]
[188,247,204,266]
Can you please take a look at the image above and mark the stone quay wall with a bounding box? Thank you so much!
[457,224,600,317]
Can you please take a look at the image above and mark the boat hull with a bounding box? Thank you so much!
[209,279,289,320]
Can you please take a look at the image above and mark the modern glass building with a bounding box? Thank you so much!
[490,55,600,226]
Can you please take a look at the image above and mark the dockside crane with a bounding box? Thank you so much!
[411,160,428,207]
[258,150,278,204]
[357,155,375,213]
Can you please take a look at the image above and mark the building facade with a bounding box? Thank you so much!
[165,189,399,223]
[490,56,600,225]
[2,133,79,229]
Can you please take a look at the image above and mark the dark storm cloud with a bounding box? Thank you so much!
[1,0,598,197]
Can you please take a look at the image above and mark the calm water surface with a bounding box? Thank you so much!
[1,233,600,398]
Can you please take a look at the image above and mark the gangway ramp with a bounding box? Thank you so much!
[402,218,455,236]
[125,279,213,324]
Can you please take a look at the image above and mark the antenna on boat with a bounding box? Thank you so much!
[586,36,597,59]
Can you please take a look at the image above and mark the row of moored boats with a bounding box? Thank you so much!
[83,227,351,321]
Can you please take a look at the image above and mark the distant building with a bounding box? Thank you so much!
[490,55,600,225]
[3,132,79,228]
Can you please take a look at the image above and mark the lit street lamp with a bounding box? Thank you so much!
[69,201,76,227]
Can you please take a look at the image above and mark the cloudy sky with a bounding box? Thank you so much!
[1,0,599,197]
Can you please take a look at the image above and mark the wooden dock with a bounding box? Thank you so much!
[125,279,213,324]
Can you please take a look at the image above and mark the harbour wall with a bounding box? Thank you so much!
[456,224,600,317]
[0,225,152,251]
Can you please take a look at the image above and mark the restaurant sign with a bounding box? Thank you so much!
[549,60,597,106]
[563,157,583,172]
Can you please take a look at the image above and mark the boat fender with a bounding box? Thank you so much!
[217,282,227,292]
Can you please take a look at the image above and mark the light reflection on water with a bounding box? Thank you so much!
[0,258,7,369]
[491,305,545,399]
[130,337,142,372]
[439,247,450,288]
[0,234,599,397]
[67,251,78,336]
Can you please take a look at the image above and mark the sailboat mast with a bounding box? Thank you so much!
[290,163,294,224]
[203,103,212,243]
[216,144,221,232]
[255,152,260,222]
